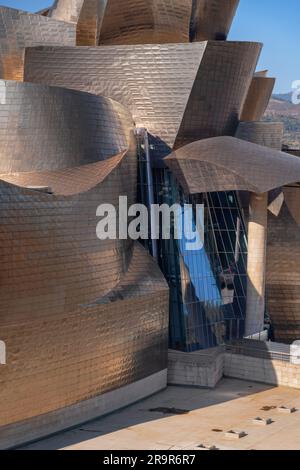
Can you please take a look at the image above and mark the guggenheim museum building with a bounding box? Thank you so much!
[0,0,300,448]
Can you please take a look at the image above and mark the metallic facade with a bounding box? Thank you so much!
[0,3,171,443]
[48,1,104,45]
[0,0,299,448]
[190,0,240,41]
[47,0,239,45]
[98,0,192,45]
[0,6,76,81]
[49,0,86,22]
[240,74,276,122]
[49,0,192,45]
[24,41,261,165]
[236,122,284,150]
[165,136,300,195]
[0,124,169,433]
[0,80,134,173]
[267,186,300,343]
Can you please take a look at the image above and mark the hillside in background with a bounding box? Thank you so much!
[263,93,300,149]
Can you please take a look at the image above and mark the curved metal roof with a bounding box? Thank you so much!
[165,136,300,194]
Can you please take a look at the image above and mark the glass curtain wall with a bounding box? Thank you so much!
[137,141,248,351]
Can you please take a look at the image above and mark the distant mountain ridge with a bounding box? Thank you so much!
[263,92,300,149]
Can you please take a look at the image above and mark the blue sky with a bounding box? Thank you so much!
[1,0,299,92]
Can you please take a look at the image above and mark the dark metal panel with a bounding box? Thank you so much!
[190,0,240,41]
[267,189,300,343]
[236,122,283,150]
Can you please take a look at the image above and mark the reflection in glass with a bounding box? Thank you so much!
[138,143,248,351]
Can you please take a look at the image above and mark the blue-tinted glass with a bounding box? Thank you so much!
[137,143,248,351]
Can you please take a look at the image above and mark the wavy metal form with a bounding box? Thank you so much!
[48,0,240,45]
[49,0,86,22]
[48,0,192,45]
[24,41,261,165]
[98,0,192,45]
[0,151,169,429]
[49,0,106,45]
[0,7,76,81]
[165,138,300,344]
[0,79,169,438]
[165,136,300,194]
[190,0,240,41]
[0,80,134,173]
[240,75,276,122]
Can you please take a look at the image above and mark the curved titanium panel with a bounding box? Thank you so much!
[0,227,169,426]
[0,80,169,435]
[49,0,240,45]
[98,0,192,45]
[49,0,192,45]
[0,151,126,196]
[0,7,76,81]
[0,151,137,322]
[24,42,206,164]
[266,187,300,343]
[236,122,284,150]
[76,0,107,46]
[49,0,85,22]
[24,41,261,165]
[241,76,275,122]
[190,0,240,41]
[165,136,300,194]
[49,0,106,45]
[0,80,134,173]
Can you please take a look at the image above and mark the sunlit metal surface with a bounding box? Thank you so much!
[0,77,169,435]
[241,75,276,122]
[165,136,300,194]
[48,0,239,45]
[49,0,106,45]
[24,41,261,165]
[1,0,298,447]
[98,0,192,45]
[0,80,134,173]
[49,0,86,22]
[0,143,169,428]
[0,6,76,80]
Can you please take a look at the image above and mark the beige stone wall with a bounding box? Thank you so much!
[168,349,300,390]
[168,349,224,389]
[224,353,300,389]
